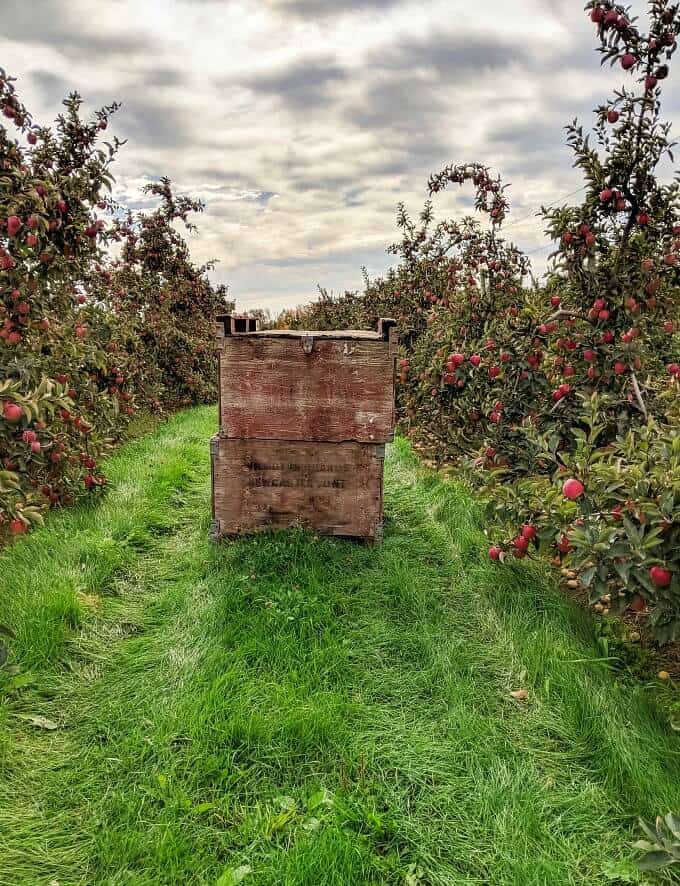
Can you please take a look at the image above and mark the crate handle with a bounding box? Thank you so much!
[214,313,260,336]
[301,335,314,354]
[377,318,397,340]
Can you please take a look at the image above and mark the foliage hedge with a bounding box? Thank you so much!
[0,71,231,542]
[277,1,680,644]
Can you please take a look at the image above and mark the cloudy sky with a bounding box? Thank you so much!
[2,0,679,313]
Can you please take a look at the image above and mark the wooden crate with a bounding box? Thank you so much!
[211,316,397,543]
[210,436,385,542]
[215,317,398,444]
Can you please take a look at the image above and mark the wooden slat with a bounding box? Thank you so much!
[211,437,384,541]
[218,337,395,443]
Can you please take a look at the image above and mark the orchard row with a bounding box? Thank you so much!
[0,72,231,542]
[278,2,680,644]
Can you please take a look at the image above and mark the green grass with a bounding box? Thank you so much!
[1,405,680,885]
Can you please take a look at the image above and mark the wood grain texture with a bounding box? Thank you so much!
[211,436,384,541]
[218,336,396,443]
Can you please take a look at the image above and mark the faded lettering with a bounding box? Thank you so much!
[247,460,349,473]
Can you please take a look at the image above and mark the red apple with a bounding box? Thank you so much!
[630,594,646,613]
[562,478,585,500]
[2,401,23,423]
[6,215,22,237]
[649,566,672,588]
[514,536,529,555]
[557,535,572,554]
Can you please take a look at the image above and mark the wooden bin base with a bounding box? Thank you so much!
[211,436,384,542]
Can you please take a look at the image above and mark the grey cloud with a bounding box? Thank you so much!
[143,68,185,88]
[30,70,75,106]
[345,73,446,134]
[344,31,530,143]
[266,0,401,18]
[286,173,361,193]
[344,186,367,206]
[2,0,150,58]
[238,58,347,109]
[489,119,566,156]
[190,168,264,190]
[205,189,279,217]
[114,98,195,148]
[370,30,530,79]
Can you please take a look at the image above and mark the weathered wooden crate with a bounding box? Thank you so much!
[214,316,398,444]
[210,436,385,541]
[211,316,397,543]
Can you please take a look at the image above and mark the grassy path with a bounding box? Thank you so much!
[1,406,680,885]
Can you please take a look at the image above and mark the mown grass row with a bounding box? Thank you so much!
[1,405,679,885]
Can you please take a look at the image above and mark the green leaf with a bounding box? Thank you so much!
[636,850,674,871]
[602,858,638,882]
[622,516,642,547]
[5,672,35,692]
[307,787,334,811]
[215,865,252,886]
[665,813,680,837]
[638,817,662,844]
[192,802,215,815]
[16,714,59,730]
[580,566,597,588]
